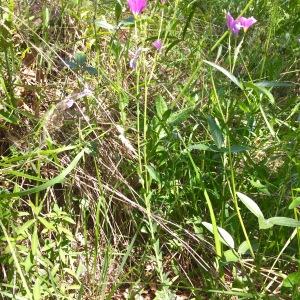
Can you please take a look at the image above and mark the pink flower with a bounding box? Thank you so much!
[226,12,257,35]
[128,0,147,15]
[236,16,257,31]
[152,39,163,50]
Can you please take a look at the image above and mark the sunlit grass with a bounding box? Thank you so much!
[0,0,299,299]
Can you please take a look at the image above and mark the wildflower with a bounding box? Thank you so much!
[237,16,257,32]
[226,12,257,35]
[152,39,163,51]
[128,0,147,15]
[226,13,241,35]
[129,48,142,69]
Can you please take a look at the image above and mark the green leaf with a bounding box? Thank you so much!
[74,52,87,66]
[255,81,293,88]
[84,66,98,76]
[289,197,300,209]
[115,1,122,21]
[223,145,250,153]
[38,216,56,231]
[0,148,86,200]
[117,16,135,28]
[94,19,116,31]
[207,117,224,149]
[16,219,36,236]
[237,192,265,219]
[24,253,34,273]
[224,249,239,262]
[258,217,273,230]
[267,217,300,228]
[0,110,18,124]
[238,241,250,255]
[146,165,160,183]
[155,96,168,119]
[202,222,235,248]
[282,272,300,288]
[167,107,194,125]
[186,143,216,152]
[203,60,243,90]
[245,82,275,104]
[33,278,41,300]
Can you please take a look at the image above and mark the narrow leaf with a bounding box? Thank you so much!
[0,148,86,199]
[245,82,275,104]
[203,60,243,90]
[207,117,224,149]
[31,225,39,256]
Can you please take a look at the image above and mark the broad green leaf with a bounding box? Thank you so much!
[223,145,250,153]
[203,60,243,90]
[117,16,135,28]
[238,241,250,255]
[267,217,300,228]
[146,165,160,183]
[289,197,300,209]
[258,217,273,230]
[186,143,216,152]
[115,1,122,21]
[207,117,224,149]
[236,192,264,219]
[94,19,116,31]
[0,148,86,200]
[224,249,239,262]
[202,222,235,248]
[84,66,98,76]
[282,272,300,288]
[74,52,87,66]
[167,107,194,125]
[155,96,168,119]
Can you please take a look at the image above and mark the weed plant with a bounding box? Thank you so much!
[0,0,299,299]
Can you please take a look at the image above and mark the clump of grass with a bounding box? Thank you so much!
[0,0,299,299]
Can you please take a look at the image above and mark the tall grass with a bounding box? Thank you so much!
[0,0,299,299]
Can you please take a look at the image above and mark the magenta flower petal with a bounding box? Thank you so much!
[128,0,147,15]
[236,16,257,31]
[226,12,240,35]
[226,12,257,35]
[152,39,163,50]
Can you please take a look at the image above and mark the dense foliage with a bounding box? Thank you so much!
[0,0,299,299]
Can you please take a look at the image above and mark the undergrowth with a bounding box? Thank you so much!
[0,0,299,299]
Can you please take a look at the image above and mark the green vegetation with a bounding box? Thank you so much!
[0,0,299,298]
